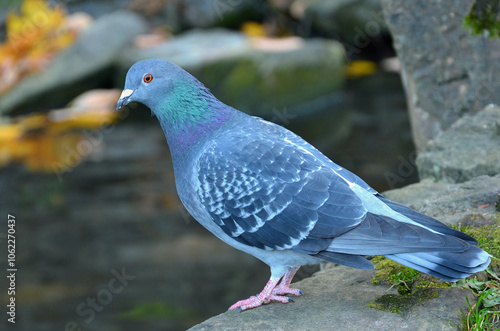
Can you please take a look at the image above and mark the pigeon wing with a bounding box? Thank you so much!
[195,123,367,253]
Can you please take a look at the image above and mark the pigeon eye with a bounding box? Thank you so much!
[143,74,153,83]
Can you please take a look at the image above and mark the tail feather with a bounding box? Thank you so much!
[314,194,491,281]
[385,246,491,282]
[376,195,478,245]
[326,213,470,255]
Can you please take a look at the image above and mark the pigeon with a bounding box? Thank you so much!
[116,59,491,312]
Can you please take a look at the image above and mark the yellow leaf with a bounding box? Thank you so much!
[241,22,267,37]
[21,0,50,17]
[346,60,377,78]
[0,124,22,142]
[0,0,77,94]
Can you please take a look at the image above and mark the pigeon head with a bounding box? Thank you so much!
[116,59,199,112]
[116,59,236,164]
[116,59,234,125]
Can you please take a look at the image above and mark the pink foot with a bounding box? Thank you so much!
[228,267,304,312]
[272,283,304,297]
[229,293,293,312]
[272,266,304,297]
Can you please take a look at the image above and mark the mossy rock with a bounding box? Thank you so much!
[464,0,500,37]
[369,256,452,314]
[456,213,500,271]
[194,40,346,116]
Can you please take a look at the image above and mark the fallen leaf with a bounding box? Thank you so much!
[346,60,377,78]
[0,0,81,94]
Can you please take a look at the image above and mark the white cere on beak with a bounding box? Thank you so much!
[119,89,134,100]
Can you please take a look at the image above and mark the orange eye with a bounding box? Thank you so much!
[143,74,153,83]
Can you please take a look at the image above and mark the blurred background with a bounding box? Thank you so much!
[0,0,417,330]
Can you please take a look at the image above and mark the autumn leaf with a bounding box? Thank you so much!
[346,60,377,78]
[0,0,80,94]
[241,21,267,37]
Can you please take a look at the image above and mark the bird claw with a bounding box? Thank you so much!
[271,284,304,297]
[229,294,295,312]
[229,269,304,312]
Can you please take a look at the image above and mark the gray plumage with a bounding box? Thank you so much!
[117,59,491,310]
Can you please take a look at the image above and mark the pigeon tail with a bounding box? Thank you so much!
[376,195,478,245]
[385,246,491,282]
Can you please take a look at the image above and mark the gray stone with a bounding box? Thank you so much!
[380,0,500,151]
[383,175,500,227]
[0,10,149,115]
[190,264,473,331]
[118,29,346,116]
[180,0,262,30]
[126,0,263,33]
[416,104,500,183]
[301,0,388,43]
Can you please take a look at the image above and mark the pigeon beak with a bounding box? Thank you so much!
[116,89,134,111]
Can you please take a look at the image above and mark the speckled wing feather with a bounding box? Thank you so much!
[195,118,368,254]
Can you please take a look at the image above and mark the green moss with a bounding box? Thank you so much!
[415,278,452,290]
[463,0,500,38]
[457,215,500,270]
[372,256,422,295]
[369,256,450,314]
[368,289,439,315]
[368,294,406,314]
[451,215,500,330]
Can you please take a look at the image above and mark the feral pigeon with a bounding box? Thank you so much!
[116,59,491,312]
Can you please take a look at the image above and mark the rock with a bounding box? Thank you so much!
[118,29,346,116]
[0,10,149,115]
[416,104,500,183]
[380,0,500,151]
[190,264,473,331]
[175,0,263,31]
[65,0,122,18]
[298,0,388,45]
[463,0,500,37]
[127,0,264,33]
[383,175,500,227]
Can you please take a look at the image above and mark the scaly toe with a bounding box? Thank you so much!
[272,286,304,297]
[229,294,294,312]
